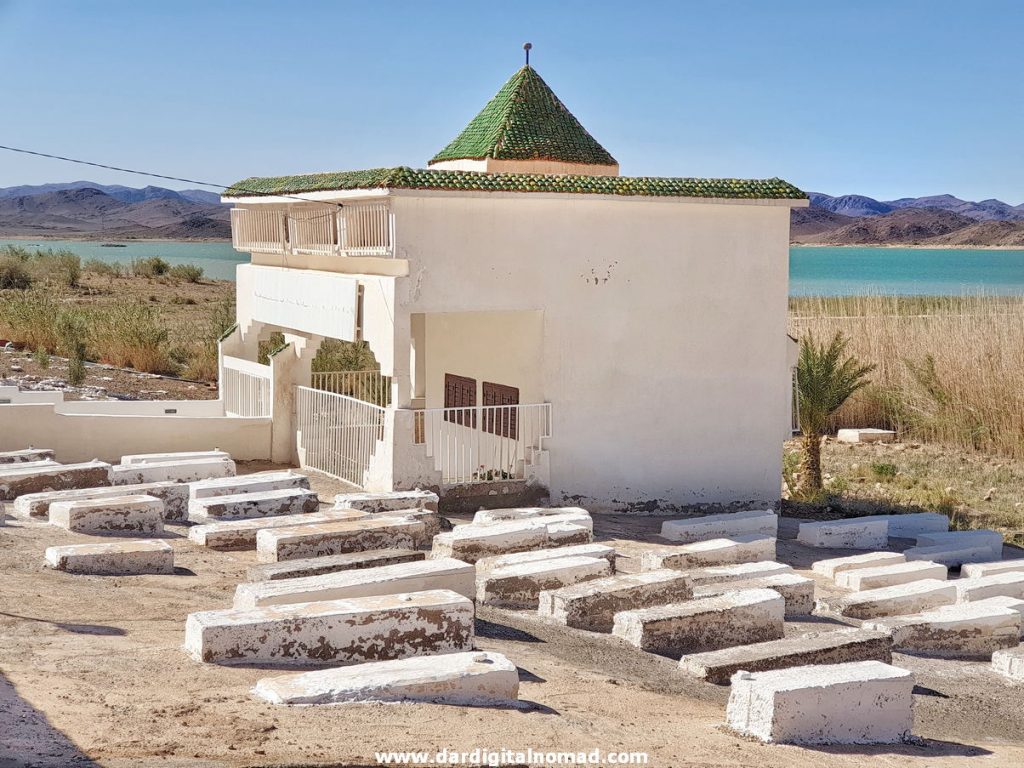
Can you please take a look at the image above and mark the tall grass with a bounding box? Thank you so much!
[790,295,1024,458]
[0,245,80,288]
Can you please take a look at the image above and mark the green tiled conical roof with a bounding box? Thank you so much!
[429,66,617,167]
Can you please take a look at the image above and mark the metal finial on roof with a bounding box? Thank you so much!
[523,42,532,67]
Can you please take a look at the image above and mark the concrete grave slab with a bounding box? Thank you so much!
[0,459,58,473]
[253,651,519,707]
[836,428,897,444]
[992,646,1024,682]
[14,482,190,522]
[187,488,320,523]
[537,569,693,632]
[916,530,1003,559]
[865,602,1021,658]
[45,539,174,575]
[679,628,893,684]
[962,560,1024,579]
[477,556,611,609]
[904,543,995,568]
[111,457,235,486]
[333,489,439,513]
[235,558,475,608]
[0,448,55,464]
[612,588,785,658]
[640,535,775,571]
[876,512,949,538]
[972,597,1024,636]
[121,450,231,465]
[692,573,815,617]
[256,517,427,563]
[955,572,1024,603]
[49,494,163,535]
[797,517,888,550]
[472,506,590,526]
[246,549,425,583]
[0,460,111,501]
[683,561,794,588]
[430,520,550,563]
[475,544,616,575]
[189,471,310,500]
[816,578,957,619]
[189,507,367,550]
[659,509,777,544]
[811,552,906,581]
[835,560,947,591]
[184,589,473,666]
[726,661,914,744]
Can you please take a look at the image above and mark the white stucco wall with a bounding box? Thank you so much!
[388,192,795,511]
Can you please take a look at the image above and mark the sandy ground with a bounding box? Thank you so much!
[2,467,1024,767]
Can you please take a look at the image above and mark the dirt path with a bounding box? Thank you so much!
[2,474,1023,767]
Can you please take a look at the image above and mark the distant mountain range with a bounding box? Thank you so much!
[793,192,1024,246]
[0,181,229,240]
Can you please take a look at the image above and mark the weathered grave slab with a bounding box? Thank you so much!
[0,448,55,464]
[246,549,425,583]
[430,520,550,563]
[973,596,1024,635]
[835,560,947,591]
[0,459,59,473]
[816,578,956,619]
[797,518,888,549]
[475,544,616,575]
[876,512,949,538]
[865,602,1021,658]
[641,535,775,571]
[659,510,777,544]
[111,457,235,485]
[189,507,366,550]
[916,530,1003,559]
[189,471,310,500]
[0,461,111,501]
[14,482,189,522]
[121,450,231,465]
[904,543,994,568]
[477,556,611,609]
[684,561,794,588]
[692,573,814,616]
[334,489,439,513]
[44,539,174,575]
[836,428,897,444]
[472,506,590,526]
[49,494,163,535]
[992,646,1024,681]
[187,488,320,523]
[811,552,906,580]
[256,517,426,563]
[955,572,1024,603]
[962,560,1024,579]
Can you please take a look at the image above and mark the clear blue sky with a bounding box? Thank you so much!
[1,0,1022,203]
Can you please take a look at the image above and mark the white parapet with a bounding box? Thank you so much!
[475,544,616,575]
[692,573,815,617]
[835,560,947,591]
[904,543,995,568]
[726,661,914,744]
[612,588,785,658]
[472,506,590,526]
[0,448,55,464]
[865,602,1021,658]
[659,510,777,544]
[234,558,476,608]
[816,578,957,619]
[45,539,174,575]
[0,460,112,501]
[13,481,190,521]
[811,551,906,580]
[430,520,550,563]
[836,428,897,444]
[189,507,367,551]
[256,517,427,563]
[684,561,794,588]
[187,488,320,523]
[992,646,1024,682]
[477,556,611,609]
[640,535,775,571]
[955,572,1024,603]
[253,651,519,707]
[111,457,235,486]
[121,450,231,465]
[49,494,164,535]
[246,549,425,583]
[537,569,692,632]
[796,518,888,550]
[875,512,949,538]
[962,560,1024,579]
[185,589,474,666]
[679,628,893,684]
[915,530,1003,560]
[333,489,439,513]
[189,470,310,500]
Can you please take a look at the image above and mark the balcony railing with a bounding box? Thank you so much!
[231,202,395,258]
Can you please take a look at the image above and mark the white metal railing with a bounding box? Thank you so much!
[231,203,394,258]
[222,356,272,417]
[296,386,391,487]
[310,370,393,407]
[413,403,552,484]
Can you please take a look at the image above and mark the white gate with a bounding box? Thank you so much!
[295,386,391,488]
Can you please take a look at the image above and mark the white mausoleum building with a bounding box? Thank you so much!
[219,61,808,512]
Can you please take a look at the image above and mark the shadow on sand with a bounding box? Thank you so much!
[0,611,126,637]
[0,671,98,767]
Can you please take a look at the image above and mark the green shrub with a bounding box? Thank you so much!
[83,259,125,278]
[35,249,80,288]
[56,310,89,386]
[131,256,170,278]
[870,462,899,480]
[168,263,203,283]
[0,254,32,289]
[32,346,50,369]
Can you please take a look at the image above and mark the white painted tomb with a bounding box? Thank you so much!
[121,450,231,465]
[640,535,775,571]
[45,539,174,575]
[187,487,320,523]
[189,507,367,550]
[333,489,439,513]
[816,578,957,619]
[811,551,906,580]
[0,448,55,464]
[256,517,427,563]
[189,470,310,500]
[49,494,164,535]
[916,530,1003,559]
[692,573,814,616]
[246,549,425,583]
[955,572,1024,603]
[111,457,235,485]
[836,428,897,444]
[962,560,1024,579]
[796,517,888,549]
[683,561,794,588]
[0,460,112,501]
[14,482,190,522]
[834,560,947,591]
[865,602,1021,658]
[991,646,1024,681]
[475,544,616,574]
[659,509,777,544]
[477,556,611,608]
[904,543,995,568]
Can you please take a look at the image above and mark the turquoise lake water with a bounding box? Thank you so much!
[3,239,1023,296]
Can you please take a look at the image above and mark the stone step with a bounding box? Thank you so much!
[659,509,777,544]
[874,512,949,538]
[120,450,231,465]
[184,589,473,666]
[49,494,164,535]
[916,530,1003,559]
[189,470,310,500]
[811,552,906,580]
[333,489,439,513]
[537,569,693,632]
[973,597,1024,635]
[679,628,893,684]
[429,520,551,563]
[992,646,1024,682]
[640,535,775,571]
[684,560,794,588]
[864,603,1021,658]
[189,507,366,550]
[472,506,590,526]
[256,517,427,563]
[797,518,888,549]
[835,560,947,591]
[44,539,174,575]
[0,448,55,464]
[187,488,320,523]
[111,457,235,486]
[726,661,914,745]
[962,560,1024,579]
[253,651,519,707]
[477,556,611,609]
[955,572,1024,603]
[13,481,190,522]
[904,543,995,568]
[246,549,425,583]
[692,573,815,617]
[235,558,476,608]
[475,544,616,575]
[815,578,956,619]
[0,461,111,501]
[612,588,785,658]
